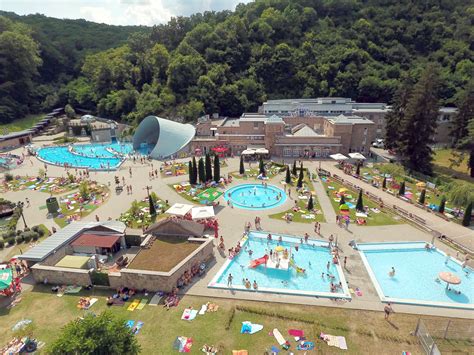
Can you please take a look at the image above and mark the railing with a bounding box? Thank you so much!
[415,319,441,355]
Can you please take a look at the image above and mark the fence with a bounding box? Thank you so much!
[415,319,441,355]
[415,318,474,354]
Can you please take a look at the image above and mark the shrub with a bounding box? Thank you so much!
[31,225,40,233]
[21,231,39,243]
[32,234,39,241]
[0,240,4,249]
[6,238,15,246]
[5,173,14,181]
[16,230,22,236]
[16,235,24,244]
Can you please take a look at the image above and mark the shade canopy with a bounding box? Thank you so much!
[330,153,348,161]
[165,203,193,216]
[211,146,228,153]
[416,182,426,187]
[71,234,121,248]
[348,152,366,160]
[439,271,461,289]
[191,206,215,219]
[339,203,349,211]
[255,148,269,154]
[241,149,256,155]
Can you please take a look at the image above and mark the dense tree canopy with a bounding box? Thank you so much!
[1,0,473,124]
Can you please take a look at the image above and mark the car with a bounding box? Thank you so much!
[372,139,384,148]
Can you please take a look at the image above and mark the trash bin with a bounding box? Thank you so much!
[46,197,59,214]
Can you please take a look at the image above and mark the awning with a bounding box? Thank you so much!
[330,153,349,161]
[241,149,256,155]
[165,203,193,216]
[71,234,121,248]
[349,152,366,160]
[191,206,215,219]
[56,255,90,269]
[255,148,269,154]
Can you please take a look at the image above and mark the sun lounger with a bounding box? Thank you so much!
[148,293,162,306]
[136,299,147,310]
[127,299,140,311]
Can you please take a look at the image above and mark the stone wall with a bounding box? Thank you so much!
[31,264,92,285]
[109,239,214,292]
[41,244,74,266]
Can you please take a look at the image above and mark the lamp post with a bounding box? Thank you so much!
[17,201,27,228]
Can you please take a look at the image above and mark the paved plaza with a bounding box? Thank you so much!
[2,141,473,319]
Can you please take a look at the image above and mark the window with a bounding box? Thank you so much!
[254,122,259,129]
[283,148,292,157]
[364,128,368,136]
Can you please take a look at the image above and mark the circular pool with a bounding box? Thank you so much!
[224,183,287,210]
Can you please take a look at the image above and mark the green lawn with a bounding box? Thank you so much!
[269,174,325,223]
[118,198,169,229]
[0,287,471,354]
[321,176,402,226]
[1,114,44,133]
[433,149,470,175]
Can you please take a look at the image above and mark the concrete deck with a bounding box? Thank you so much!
[1,144,472,319]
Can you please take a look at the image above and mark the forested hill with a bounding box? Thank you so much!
[1,0,472,125]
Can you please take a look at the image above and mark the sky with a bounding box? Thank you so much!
[1,0,252,26]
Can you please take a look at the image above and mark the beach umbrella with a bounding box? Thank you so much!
[438,271,461,289]
[416,182,426,188]
[338,188,348,193]
[339,203,349,211]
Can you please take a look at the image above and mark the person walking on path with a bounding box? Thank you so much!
[384,303,394,320]
[227,273,233,287]
[344,256,348,269]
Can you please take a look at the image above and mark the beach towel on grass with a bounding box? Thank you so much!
[83,298,98,310]
[297,341,314,351]
[136,299,147,310]
[232,351,248,355]
[126,320,135,329]
[181,309,198,321]
[173,336,193,352]
[288,329,304,337]
[148,293,162,306]
[127,299,140,311]
[198,304,207,315]
[240,321,263,334]
[64,286,82,294]
[133,321,144,334]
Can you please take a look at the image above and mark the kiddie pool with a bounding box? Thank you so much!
[223,184,287,210]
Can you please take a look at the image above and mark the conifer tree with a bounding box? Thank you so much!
[384,78,414,150]
[398,181,405,196]
[339,195,346,205]
[213,155,220,182]
[188,161,194,184]
[292,160,297,176]
[382,177,387,189]
[285,165,291,184]
[297,164,304,188]
[356,189,364,211]
[239,155,245,175]
[205,153,213,181]
[307,194,314,211]
[439,196,446,214]
[398,65,440,175]
[419,188,426,205]
[198,157,206,183]
[462,202,472,226]
[192,157,198,185]
[259,156,265,175]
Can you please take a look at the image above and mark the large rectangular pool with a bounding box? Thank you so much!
[208,231,350,299]
[358,242,473,309]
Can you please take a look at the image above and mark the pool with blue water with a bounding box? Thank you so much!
[209,231,350,298]
[359,242,474,309]
[223,184,287,210]
[37,142,150,170]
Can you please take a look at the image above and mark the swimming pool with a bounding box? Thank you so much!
[223,184,287,210]
[37,142,149,170]
[358,242,473,309]
[209,231,350,298]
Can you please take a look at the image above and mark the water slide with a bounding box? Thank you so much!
[249,255,269,268]
[289,259,305,273]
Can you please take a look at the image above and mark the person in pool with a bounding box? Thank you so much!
[388,267,396,277]
[253,280,258,290]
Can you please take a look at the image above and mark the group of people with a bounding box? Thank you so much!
[243,278,258,290]
[176,262,205,288]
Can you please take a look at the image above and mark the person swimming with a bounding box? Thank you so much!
[389,267,396,277]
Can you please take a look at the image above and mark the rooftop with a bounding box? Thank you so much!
[70,233,121,248]
[19,221,126,262]
[327,114,374,125]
